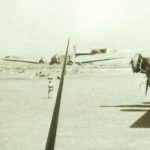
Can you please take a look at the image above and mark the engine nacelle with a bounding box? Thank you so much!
[50,55,60,64]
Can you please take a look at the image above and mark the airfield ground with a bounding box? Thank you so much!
[0,68,150,150]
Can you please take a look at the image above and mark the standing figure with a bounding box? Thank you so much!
[48,81,54,99]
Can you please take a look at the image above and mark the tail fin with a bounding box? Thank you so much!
[73,45,77,58]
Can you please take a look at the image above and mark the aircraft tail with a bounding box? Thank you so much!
[73,45,77,58]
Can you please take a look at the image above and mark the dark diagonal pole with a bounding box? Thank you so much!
[45,39,70,150]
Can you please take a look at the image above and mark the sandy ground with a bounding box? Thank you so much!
[0,68,150,150]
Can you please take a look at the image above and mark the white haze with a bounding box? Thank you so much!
[0,0,150,57]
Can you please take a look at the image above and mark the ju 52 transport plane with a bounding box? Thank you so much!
[131,53,150,95]
[2,47,123,66]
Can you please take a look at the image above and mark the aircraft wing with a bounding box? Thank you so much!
[2,58,39,64]
[79,57,123,64]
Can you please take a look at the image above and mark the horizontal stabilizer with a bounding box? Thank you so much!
[76,53,94,57]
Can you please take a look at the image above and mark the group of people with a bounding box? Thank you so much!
[47,74,61,98]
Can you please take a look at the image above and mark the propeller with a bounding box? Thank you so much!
[145,60,150,96]
[130,58,134,73]
[145,70,150,96]
[145,74,149,96]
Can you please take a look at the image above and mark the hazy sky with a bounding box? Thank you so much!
[0,0,150,57]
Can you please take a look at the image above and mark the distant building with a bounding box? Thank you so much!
[5,56,20,59]
[90,48,107,54]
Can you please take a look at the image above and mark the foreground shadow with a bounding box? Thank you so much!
[131,111,150,128]
[100,102,150,128]
[120,109,149,112]
[100,104,150,108]
[142,102,150,104]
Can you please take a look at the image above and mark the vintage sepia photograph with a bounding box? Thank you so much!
[0,0,150,150]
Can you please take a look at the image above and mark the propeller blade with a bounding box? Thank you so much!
[145,73,149,96]
[130,58,134,73]
[45,39,70,150]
